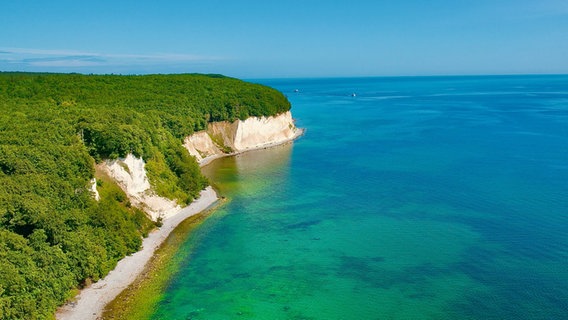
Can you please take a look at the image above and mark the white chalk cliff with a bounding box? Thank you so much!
[184,111,301,165]
[102,154,181,221]
[90,178,100,201]
[100,111,300,221]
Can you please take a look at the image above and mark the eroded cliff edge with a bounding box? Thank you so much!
[184,111,302,166]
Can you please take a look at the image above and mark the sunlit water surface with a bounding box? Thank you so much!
[150,76,568,319]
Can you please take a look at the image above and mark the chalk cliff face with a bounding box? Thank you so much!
[183,131,224,163]
[184,111,300,164]
[90,178,100,201]
[102,154,181,221]
[233,111,298,150]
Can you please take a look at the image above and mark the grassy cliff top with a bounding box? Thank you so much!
[1,72,290,127]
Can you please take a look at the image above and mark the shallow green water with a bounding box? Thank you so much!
[150,76,568,319]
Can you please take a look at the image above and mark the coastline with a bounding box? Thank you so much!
[199,127,305,167]
[56,186,219,320]
[55,126,303,320]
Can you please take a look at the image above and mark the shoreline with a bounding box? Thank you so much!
[56,187,219,320]
[199,127,305,167]
[56,126,303,320]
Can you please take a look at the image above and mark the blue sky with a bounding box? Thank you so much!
[1,0,567,78]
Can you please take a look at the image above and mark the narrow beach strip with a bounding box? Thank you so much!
[56,186,219,320]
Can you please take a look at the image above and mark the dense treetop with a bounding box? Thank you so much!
[0,72,291,319]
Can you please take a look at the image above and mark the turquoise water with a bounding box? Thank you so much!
[151,76,568,319]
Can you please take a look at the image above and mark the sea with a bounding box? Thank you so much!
[149,75,568,319]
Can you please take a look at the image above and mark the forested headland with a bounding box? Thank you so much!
[0,72,291,319]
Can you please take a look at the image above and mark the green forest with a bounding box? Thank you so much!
[0,72,291,319]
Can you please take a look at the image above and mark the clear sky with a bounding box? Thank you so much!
[1,0,567,78]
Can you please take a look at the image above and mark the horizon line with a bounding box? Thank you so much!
[2,70,567,80]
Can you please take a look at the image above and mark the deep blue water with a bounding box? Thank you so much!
[151,75,568,319]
